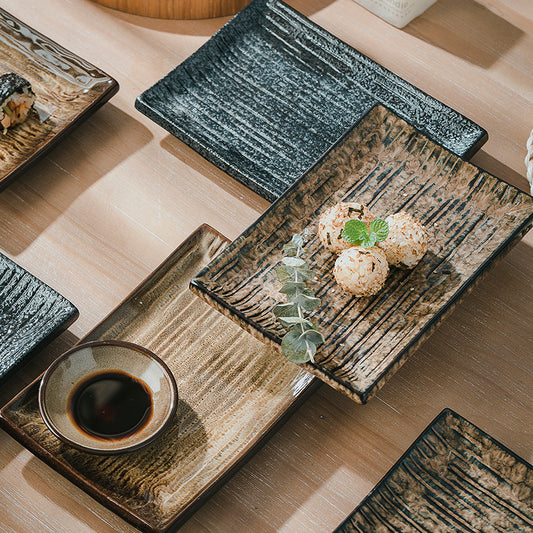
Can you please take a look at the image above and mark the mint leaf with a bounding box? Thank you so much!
[361,233,377,248]
[369,219,389,242]
[341,219,369,244]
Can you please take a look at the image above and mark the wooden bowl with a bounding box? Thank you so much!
[91,0,251,19]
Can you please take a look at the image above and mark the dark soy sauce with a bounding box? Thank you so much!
[70,371,152,440]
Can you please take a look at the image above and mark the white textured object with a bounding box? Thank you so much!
[526,128,533,195]
[353,0,437,28]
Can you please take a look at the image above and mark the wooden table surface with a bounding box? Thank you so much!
[0,0,531,531]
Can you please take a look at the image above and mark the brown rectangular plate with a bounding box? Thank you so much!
[334,408,533,532]
[0,8,118,190]
[191,105,533,404]
[0,225,315,533]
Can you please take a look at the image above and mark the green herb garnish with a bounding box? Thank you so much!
[341,218,389,248]
[273,231,324,364]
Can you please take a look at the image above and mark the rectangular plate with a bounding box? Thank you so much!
[191,105,533,403]
[135,0,487,203]
[0,226,315,533]
[0,252,78,382]
[334,408,533,532]
[0,8,118,190]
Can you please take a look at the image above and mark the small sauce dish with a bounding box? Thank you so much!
[39,340,178,455]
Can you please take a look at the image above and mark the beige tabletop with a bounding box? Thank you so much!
[0,0,532,532]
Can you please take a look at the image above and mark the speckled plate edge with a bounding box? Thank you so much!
[135,0,487,203]
[0,225,319,533]
[333,408,533,532]
[0,8,119,191]
[0,252,79,384]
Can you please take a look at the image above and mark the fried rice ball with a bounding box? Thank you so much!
[317,202,374,254]
[333,246,389,297]
[378,211,428,269]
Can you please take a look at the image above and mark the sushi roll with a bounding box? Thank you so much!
[0,73,35,133]
[318,202,374,254]
[333,246,388,297]
[378,211,428,268]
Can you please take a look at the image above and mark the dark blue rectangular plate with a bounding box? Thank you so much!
[136,0,487,202]
[335,409,533,533]
[0,253,78,382]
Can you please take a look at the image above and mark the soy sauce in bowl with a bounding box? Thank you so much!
[69,371,153,440]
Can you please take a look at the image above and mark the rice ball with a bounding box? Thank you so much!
[318,202,374,254]
[333,246,389,297]
[378,211,428,269]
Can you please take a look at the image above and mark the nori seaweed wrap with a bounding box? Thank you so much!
[0,73,35,133]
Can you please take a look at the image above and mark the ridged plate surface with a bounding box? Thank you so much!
[0,226,315,533]
[191,106,533,403]
[136,0,487,202]
[0,253,78,381]
[335,409,533,533]
[0,8,118,189]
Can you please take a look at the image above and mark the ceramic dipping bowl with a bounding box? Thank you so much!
[39,340,178,454]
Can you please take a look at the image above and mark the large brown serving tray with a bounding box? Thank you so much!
[191,105,533,404]
[335,409,533,532]
[0,8,118,190]
[0,226,316,533]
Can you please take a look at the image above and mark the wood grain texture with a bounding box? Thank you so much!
[335,409,533,533]
[192,105,533,403]
[0,8,118,190]
[0,226,314,533]
[0,1,531,532]
[91,0,251,19]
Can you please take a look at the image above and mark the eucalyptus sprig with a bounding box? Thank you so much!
[341,218,389,248]
[273,231,324,364]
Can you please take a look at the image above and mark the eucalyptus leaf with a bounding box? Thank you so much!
[369,219,389,241]
[273,302,298,318]
[275,264,295,282]
[277,316,313,328]
[281,330,313,363]
[293,266,314,281]
[279,281,307,295]
[282,256,306,267]
[290,292,321,311]
[300,328,325,346]
[291,234,305,248]
[283,243,298,256]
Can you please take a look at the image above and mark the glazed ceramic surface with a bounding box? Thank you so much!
[136,0,487,202]
[0,8,118,189]
[191,106,533,403]
[0,226,315,533]
[39,341,178,454]
[0,252,78,382]
[335,409,533,532]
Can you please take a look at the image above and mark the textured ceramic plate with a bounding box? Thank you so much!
[0,8,118,190]
[0,252,78,382]
[335,408,533,532]
[135,0,487,202]
[0,226,315,533]
[191,105,533,404]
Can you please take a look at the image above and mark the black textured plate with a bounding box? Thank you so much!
[0,8,118,190]
[334,409,533,533]
[0,253,78,382]
[136,0,487,202]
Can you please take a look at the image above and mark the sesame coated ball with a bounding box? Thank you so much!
[333,246,389,297]
[317,202,374,254]
[378,211,428,269]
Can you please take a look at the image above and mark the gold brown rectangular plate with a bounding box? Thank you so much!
[191,105,533,404]
[0,225,315,533]
[334,409,533,532]
[0,8,118,190]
